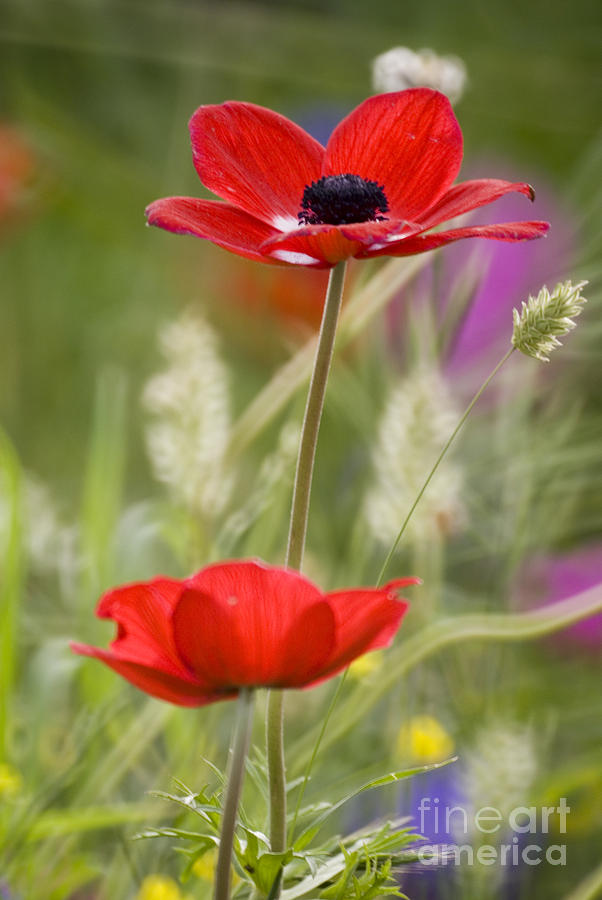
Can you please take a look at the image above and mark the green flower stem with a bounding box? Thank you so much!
[376,346,515,586]
[266,261,347,861]
[214,688,255,900]
[286,260,348,570]
[266,688,286,853]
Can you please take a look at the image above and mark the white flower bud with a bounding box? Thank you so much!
[372,46,467,103]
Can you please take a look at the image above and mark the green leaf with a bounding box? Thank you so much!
[252,851,293,894]
[319,847,358,899]
[134,827,218,842]
[267,865,285,900]
[149,785,222,827]
[283,822,423,899]
[293,760,455,849]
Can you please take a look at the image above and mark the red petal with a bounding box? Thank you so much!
[262,219,411,267]
[173,560,333,688]
[324,89,463,222]
[275,602,336,686]
[362,220,550,258]
[173,589,335,688]
[70,643,225,707]
[189,102,324,227]
[418,179,536,230]
[384,576,423,592]
[145,197,290,265]
[313,583,412,680]
[95,578,191,677]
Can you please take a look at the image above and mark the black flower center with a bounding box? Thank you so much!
[298,174,389,226]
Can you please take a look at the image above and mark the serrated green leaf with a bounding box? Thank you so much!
[319,847,358,899]
[149,788,222,825]
[284,820,424,899]
[134,827,219,843]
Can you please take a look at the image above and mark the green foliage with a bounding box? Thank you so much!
[319,854,402,899]
[136,763,431,897]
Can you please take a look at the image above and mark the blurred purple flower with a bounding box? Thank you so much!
[293,103,342,146]
[517,544,602,656]
[398,767,463,898]
[388,162,575,388]
[445,170,575,372]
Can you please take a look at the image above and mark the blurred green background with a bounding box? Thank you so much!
[1,1,601,899]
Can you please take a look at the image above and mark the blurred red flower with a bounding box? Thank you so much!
[71,560,416,706]
[0,126,34,226]
[146,89,548,269]
[222,257,331,330]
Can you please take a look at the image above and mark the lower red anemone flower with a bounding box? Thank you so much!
[146,89,549,269]
[71,560,416,706]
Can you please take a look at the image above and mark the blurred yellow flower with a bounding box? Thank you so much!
[193,850,239,887]
[0,762,23,797]
[192,851,217,882]
[347,651,383,680]
[397,715,454,764]
[136,875,190,900]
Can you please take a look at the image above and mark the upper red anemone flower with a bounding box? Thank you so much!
[71,559,416,707]
[145,89,549,269]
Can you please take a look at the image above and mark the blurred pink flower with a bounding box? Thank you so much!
[518,544,602,656]
[388,165,574,387]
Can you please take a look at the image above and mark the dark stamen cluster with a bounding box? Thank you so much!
[298,174,389,226]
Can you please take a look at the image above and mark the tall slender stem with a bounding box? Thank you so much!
[286,260,348,569]
[214,689,255,900]
[266,689,286,853]
[376,347,515,586]
[266,261,348,860]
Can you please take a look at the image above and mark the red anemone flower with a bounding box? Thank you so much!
[146,89,549,269]
[71,560,416,706]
